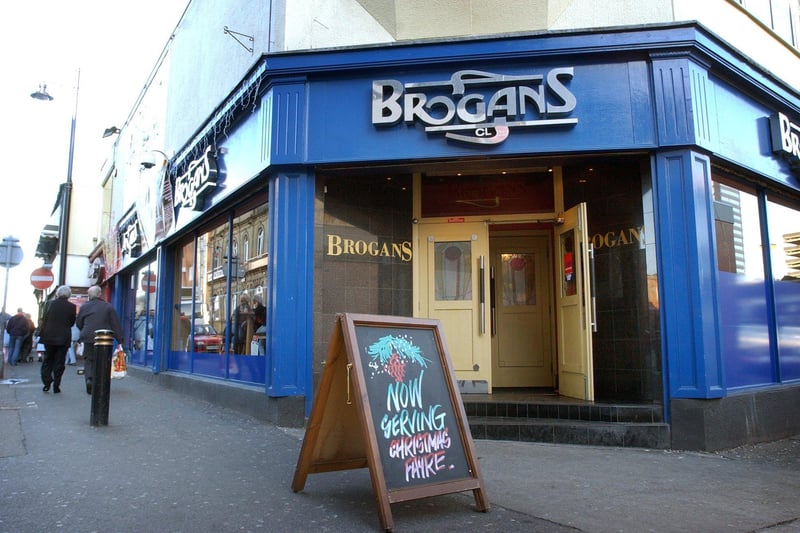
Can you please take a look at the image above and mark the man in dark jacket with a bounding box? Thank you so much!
[76,285,123,395]
[6,308,31,366]
[38,286,77,393]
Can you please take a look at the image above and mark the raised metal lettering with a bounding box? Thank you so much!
[372,68,578,145]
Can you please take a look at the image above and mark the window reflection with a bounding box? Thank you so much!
[168,198,269,383]
[712,175,771,387]
[561,231,576,296]
[257,228,265,256]
[171,240,195,352]
[767,195,800,381]
[712,179,764,278]
[131,260,157,366]
[766,198,800,283]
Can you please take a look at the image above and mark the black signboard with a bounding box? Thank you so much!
[354,323,472,488]
[292,313,488,531]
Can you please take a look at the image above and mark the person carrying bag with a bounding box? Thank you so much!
[76,285,124,395]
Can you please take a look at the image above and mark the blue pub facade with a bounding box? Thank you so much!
[112,22,800,451]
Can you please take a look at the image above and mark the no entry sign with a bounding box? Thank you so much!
[141,271,157,293]
[30,267,55,290]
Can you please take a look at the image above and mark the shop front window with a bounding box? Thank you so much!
[766,195,800,380]
[712,179,764,278]
[130,260,157,367]
[168,197,269,383]
[712,176,771,387]
[170,240,196,372]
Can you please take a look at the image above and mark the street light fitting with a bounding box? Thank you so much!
[30,83,54,101]
[102,126,121,138]
[140,149,169,170]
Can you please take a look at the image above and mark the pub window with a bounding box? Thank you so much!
[766,195,800,282]
[767,193,800,380]
[169,196,269,382]
[712,173,774,387]
[170,238,196,353]
[131,260,157,366]
[711,176,764,278]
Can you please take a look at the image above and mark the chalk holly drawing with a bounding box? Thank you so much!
[367,335,429,382]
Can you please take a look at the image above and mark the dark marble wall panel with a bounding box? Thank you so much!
[564,158,662,403]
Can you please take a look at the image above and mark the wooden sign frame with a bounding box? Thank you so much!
[292,313,489,531]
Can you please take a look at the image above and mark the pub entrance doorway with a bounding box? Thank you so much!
[416,198,594,400]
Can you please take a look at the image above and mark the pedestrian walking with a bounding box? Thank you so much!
[5,308,31,366]
[38,286,77,393]
[20,313,36,363]
[76,285,123,395]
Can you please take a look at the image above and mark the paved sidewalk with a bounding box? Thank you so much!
[1,360,799,532]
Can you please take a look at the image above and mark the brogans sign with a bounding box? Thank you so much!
[770,112,800,169]
[372,68,578,145]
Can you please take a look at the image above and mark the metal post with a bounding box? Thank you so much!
[90,329,114,426]
[0,245,9,380]
[58,69,79,286]
[0,237,22,379]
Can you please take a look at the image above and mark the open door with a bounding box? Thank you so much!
[555,203,595,400]
[417,221,491,392]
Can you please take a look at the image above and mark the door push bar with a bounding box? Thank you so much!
[479,255,486,335]
[589,243,597,333]
[490,265,496,337]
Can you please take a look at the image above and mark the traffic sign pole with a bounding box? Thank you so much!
[0,236,23,380]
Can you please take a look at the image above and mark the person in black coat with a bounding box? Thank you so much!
[5,308,31,366]
[38,285,77,393]
[76,285,123,395]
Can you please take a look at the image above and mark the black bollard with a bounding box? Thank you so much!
[90,329,114,426]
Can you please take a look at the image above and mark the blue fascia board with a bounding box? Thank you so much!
[176,21,799,187]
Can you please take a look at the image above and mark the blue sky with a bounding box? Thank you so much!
[0,0,187,319]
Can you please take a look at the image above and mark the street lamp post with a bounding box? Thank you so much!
[31,69,80,287]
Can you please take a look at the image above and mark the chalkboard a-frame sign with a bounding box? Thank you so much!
[292,313,489,531]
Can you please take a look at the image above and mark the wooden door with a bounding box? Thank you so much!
[555,203,595,400]
[490,235,554,387]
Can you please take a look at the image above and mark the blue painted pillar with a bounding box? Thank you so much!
[266,169,315,399]
[654,150,725,399]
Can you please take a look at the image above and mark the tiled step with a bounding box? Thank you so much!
[468,416,671,449]
[463,401,664,424]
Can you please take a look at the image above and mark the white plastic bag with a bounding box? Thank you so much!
[111,347,127,379]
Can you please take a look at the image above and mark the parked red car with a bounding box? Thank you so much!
[188,323,223,353]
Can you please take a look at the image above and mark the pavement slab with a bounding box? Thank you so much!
[1,360,798,533]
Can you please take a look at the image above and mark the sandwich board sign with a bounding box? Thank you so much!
[292,313,489,531]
